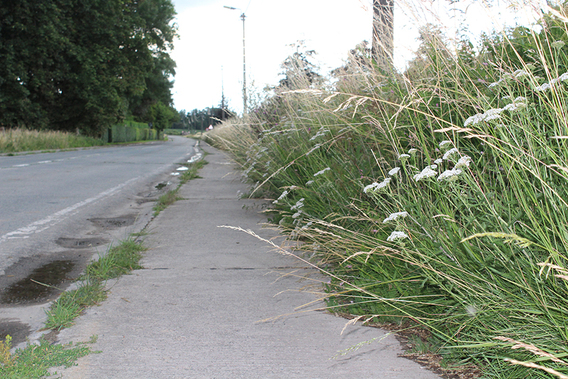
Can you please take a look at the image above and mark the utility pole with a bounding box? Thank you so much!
[241,12,247,116]
[224,6,247,116]
[372,0,394,68]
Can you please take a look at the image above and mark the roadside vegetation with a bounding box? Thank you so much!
[0,128,104,154]
[0,239,145,378]
[206,4,568,378]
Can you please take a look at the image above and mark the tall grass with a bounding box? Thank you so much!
[206,3,568,378]
[0,128,104,153]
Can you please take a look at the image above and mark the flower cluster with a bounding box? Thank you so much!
[387,231,409,242]
[534,72,568,92]
[383,211,409,223]
[364,178,391,194]
[273,190,289,204]
[313,167,331,177]
[413,166,438,182]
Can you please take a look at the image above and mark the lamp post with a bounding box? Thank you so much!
[224,6,247,116]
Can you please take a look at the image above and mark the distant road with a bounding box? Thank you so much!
[0,136,197,274]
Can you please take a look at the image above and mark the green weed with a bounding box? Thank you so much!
[0,336,96,379]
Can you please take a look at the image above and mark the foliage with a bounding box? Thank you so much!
[0,128,104,153]
[207,5,568,378]
[0,336,95,379]
[184,107,232,131]
[278,40,323,89]
[0,0,177,135]
[45,239,145,330]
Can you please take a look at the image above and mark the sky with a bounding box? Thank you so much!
[169,0,543,115]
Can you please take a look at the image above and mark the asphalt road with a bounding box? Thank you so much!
[0,136,197,276]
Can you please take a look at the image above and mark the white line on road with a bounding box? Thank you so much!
[0,176,140,245]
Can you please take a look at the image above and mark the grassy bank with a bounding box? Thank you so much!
[0,128,104,154]
[205,5,568,379]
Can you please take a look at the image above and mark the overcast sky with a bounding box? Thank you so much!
[169,0,541,114]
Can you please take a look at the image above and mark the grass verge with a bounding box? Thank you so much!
[0,128,104,154]
[153,158,207,216]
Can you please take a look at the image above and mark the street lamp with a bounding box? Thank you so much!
[224,5,247,116]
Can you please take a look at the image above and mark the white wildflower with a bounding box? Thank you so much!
[429,164,438,170]
[306,143,322,156]
[464,113,484,127]
[291,198,305,210]
[387,231,409,242]
[437,168,463,181]
[306,180,314,186]
[408,148,418,156]
[434,158,443,165]
[514,96,527,103]
[383,211,409,224]
[314,167,330,177]
[413,167,437,181]
[364,178,391,194]
[559,72,568,82]
[398,153,411,161]
[534,83,551,92]
[443,148,459,160]
[364,182,379,193]
[484,113,501,122]
[439,140,452,149]
[388,167,401,176]
[273,190,289,204]
[292,211,302,219]
[455,155,472,168]
[513,69,530,79]
[301,221,313,230]
[552,40,565,49]
[484,108,504,117]
[488,78,504,88]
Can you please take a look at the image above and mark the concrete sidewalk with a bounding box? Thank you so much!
[57,142,440,379]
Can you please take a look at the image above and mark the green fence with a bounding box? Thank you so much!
[103,122,159,143]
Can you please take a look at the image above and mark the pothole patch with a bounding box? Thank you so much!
[88,215,136,229]
[55,237,108,249]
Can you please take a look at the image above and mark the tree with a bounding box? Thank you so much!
[0,0,178,135]
[147,101,179,134]
[278,41,322,90]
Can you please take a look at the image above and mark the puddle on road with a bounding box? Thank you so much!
[1,260,75,305]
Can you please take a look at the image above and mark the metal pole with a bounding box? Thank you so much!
[241,13,247,116]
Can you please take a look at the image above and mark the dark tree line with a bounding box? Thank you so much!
[0,0,178,135]
[173,107,233,131]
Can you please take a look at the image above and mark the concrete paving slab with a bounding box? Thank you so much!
[56,142,441,378]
